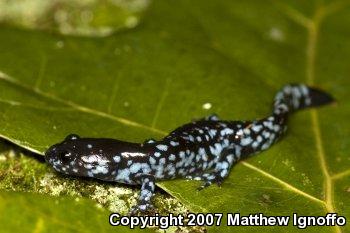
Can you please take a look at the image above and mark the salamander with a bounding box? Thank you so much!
[45,84,334,214]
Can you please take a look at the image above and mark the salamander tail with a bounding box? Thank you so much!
[273,84,335,115]
[306,86,335,108]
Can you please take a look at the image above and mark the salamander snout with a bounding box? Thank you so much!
[45,134,83,175]
[44,144,58,165]
[45,144,76,174]
[45,135,117,179]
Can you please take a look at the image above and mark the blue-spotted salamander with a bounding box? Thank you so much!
[45,84,334,214]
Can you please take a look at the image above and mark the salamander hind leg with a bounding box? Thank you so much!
[196,171,224,190]
[185,171,224,190]
[129,176,156,215]
[197,148,236,191]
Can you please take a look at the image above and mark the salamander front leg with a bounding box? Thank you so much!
[192,114,220,122]
[205,114,220,121]
[143,138,156,144]
[129,176,156,215]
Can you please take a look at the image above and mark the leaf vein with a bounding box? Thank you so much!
[271,0,312,28]
[151,77,171,128]
[34,54,48,91]
[241,162,324,204]
[332,169,350,180]
[0,71,168,138]
[0,98,75,111]
[107,75,120,114]
[306,5,344,233]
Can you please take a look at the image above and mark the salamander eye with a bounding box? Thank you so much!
[58,151,71,163]
[65,134,80,141]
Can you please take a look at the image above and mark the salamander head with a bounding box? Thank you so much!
[45,134,114,178]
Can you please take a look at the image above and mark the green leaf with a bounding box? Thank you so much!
[0,0,350,232]
[0,190,154,233]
